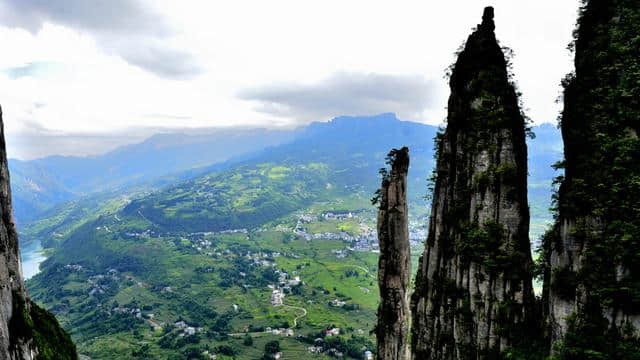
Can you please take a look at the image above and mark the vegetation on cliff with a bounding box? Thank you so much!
[410,7,538,359]
[543,0,640,358]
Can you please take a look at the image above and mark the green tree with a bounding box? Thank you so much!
[243,335,254,346]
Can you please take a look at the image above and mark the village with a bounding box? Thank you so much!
[289,210,426,252]
[80,206,392,359]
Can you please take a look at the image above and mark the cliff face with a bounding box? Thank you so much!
[410,8,536,359]
[376,147,411,360]
[545,0,640,356]
[0,106,77,360]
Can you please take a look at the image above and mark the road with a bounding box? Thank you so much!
[281,304,307,327]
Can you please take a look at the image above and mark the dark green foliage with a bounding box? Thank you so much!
[551,266,578,301]
[457,220,528,276]
[9,292,34,341]
[261,340,281,358]
[298,334,373,360]
[131,344,151,358]
[548,0,640,357]
[243,334,253,346]
[28,302,78,360]
[8,292,77,360]
[215,344,236,356]
[551,311,640,360]
[372,147,410,206]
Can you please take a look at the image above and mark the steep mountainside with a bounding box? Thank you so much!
[9,129,296,223]
[17,115,561,250]
[116,114,437,234]
[544,0,640,357]
[411,8,537,358]
[0,106,77,360]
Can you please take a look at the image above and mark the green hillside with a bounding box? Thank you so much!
[24,115,437,359]
[22,115,561,359]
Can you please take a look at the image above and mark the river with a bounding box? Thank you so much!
[20,240,47,280]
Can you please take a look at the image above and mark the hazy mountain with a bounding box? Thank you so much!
[9,128,297,223]
[11,114,561,232]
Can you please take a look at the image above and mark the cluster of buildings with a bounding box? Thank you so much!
[408,220,428,247]
[111,305,143,319]
[245,251,280,267]
[265,327,295,337]
[86,269,120,296]
[64,264,84,272]
[307,328,373,360]
[123,229,155,239]
[107,303,164,332]
[270,288,285,306]
[173,320,205,337]
[291,210,429,254]
[268,269,303,306]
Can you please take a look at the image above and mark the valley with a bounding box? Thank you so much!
[27,195,388,359]
[16,115,561,359]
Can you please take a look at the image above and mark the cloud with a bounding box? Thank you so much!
[6,132,147,160]
[109,39,202,79]
[238,72,439,123]
[3,62,64,79]
[0,0,201,79]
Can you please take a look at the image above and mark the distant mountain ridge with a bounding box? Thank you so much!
[116,114,439,234]
[9,128,297,223]
[10,114,561,231]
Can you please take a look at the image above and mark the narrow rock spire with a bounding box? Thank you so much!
[480,6,495,31]
[410,7,536,359]
[376,147,411,360]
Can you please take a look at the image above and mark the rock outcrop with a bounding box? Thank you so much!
[544,0,640,356]
[410,7,536,359]
[376,147,411,360]
[0,106,77,360]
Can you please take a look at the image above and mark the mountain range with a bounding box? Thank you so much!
[11,113,561,233]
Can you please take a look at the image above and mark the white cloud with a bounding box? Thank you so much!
[0,0,580,159]
[0,0,201,78]
[239,72,438,123]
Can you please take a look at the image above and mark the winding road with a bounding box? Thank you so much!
[281,304,307,327]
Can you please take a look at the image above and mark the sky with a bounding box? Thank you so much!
[0,0,580,160]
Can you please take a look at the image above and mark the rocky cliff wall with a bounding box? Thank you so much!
[410,8,536,359]
[544,0,640,356]
[0,106,77,360]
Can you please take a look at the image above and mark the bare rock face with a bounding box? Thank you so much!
[0,106,77,360]
[376,147,411,360]
[0,106,36,359]
[410,7,536,359]
[544,0,640,356]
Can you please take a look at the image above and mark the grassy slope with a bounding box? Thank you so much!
[26,152,385,359]
[21,119,561,359]
[28,195,380,359]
